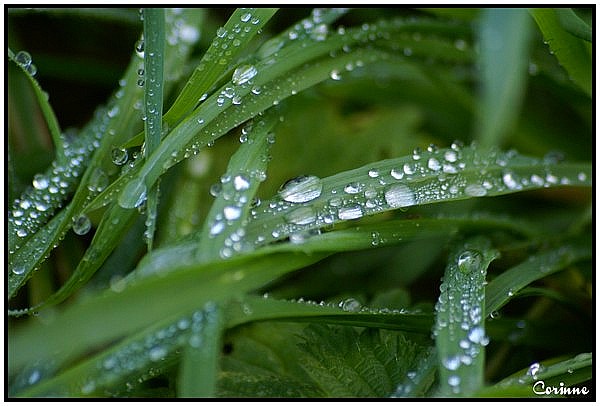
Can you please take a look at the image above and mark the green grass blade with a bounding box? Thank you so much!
[178,303,223,398]
[245,145,591,247]
[8,47,64,162]
[9,251,327,372]
[529,8,592,96]
[484,240,591,316]
[164,8,279,125]
[476,8,532,148]
[195,110,279,262]
[223,295,432,333]
[433,237,499,396]
[554,8,591,42]
[141,8,165,250]
[479,353,592,398]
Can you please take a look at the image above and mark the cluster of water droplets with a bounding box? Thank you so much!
[282,295,420,317]
[203,120,273,259]
[14,50,38,76]
[9,109,111,254]
[247,143,588,247]
[76,303,217,397]
[432,243,495,395]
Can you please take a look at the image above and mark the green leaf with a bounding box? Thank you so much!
[484,240,591,316]
[529,8,592,96]
[297,324,427,397]
[476,8,532,148]
[433,236,499,396]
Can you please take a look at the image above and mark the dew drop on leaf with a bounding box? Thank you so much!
[384,184,415,208]
[118,180,148,209]
[232,64,257,85]
[278,175,323,203]
[32,174,49,190]
[457,250,482,274]
[338,204,363,220]
[111,148,128,166]
[285,206,317,225]
[72,214,92,235]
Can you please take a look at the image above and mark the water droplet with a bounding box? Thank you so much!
[448,375,461,387]
[390,168,404,180]
[338,204,363,220]
[26,64,37,76]
[12,266,26,275]
[179,24,200,43]
[15,50,32,67]
[278,175,323,203]
[118,180,147,209]
[464,184,487,197]
[457,250,482,273]
[467,326,487,345]
[330,70,341,80]
[32,174,49,190]
[72,214,92,235]
[135,39,145,58]
[502,171,520,190]
[368,169,379,178]
[578,172,587,182]
[310,23,328,41]
[442,355,461,371]
[403,163,415,175]
[344,182,361,194]
[232,64,258,85]
[384,184,415,208]
[223,206,242,221]
[240,12,252,22]
[340,298,361,312]
[149,346,167,361]
[209,220,225,236]
[285,206,316,225]
[427,157,441,171]
[233,174,250,191]
[111,148,128,165]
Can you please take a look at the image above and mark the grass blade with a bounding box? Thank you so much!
[476,8,532,148]
[529,8,592,96]
[178,303,223,397]
[433,237,499,396]
[484,240,591,316]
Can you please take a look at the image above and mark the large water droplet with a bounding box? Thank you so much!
[232,64,258,85]
[233,174,250,191]
[278,175,323,203]
[72,214,92,235]
[442,355,461,371]
[223,205,242,221]
[340,298,361,312]
[464,184,487,197]
[111,148,128,166]
[15,50,32,67]
[457,250,482,274]
[338,204,363,220]
[285,206,317,225]
[88,168,109,193]
[384,184,415,208]
[32,174,49,190]
[118,180,148,209]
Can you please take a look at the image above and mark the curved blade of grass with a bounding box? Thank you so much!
[178,303,222,398]
[484,239,591,316]
[555,8,591,42]
[163,8,279,126]
[141,8,165,250]
[9,8,202,305]
[9,250,327,372]
[132,212,543,281]
[476,8,532,148]
[479,353,592,398]
[117,15,478,198]
[8,47,64,162]
[433,236,499,397]
[529,8,592,96]
[14,304,215,397]
[195,110,279,262]
[223,296,432,333]
[245,145,591,247]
